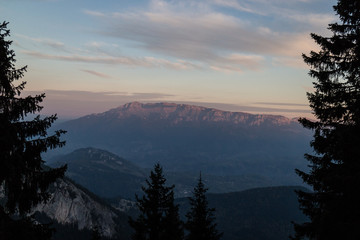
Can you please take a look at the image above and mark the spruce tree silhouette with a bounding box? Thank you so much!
[185,174,222,240]
[0,22,67,239]
[91,225,102,240]
[292,0,360,239]
[129,163,183,240]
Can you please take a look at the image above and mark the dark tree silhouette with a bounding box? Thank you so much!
[161,188,184,240]
[129,163,183,240]
[91,225,102,240]
[292,0,360,239]
[185,174,222,240]
[0,22,67,239]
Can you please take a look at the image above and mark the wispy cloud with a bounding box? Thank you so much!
[212,54,264,72]
[82,0,327,72]
[82,41,122,57]
[23,90,176,118]
[81,69,112,79]
[211,0,264,15]
[83,9,106,17]
[281,12,336,29]
[254,102,308,107]
[16,0,335,73]
[39,89,175,100]
[272,56,308,69]
[212,0,336,27]
[23,89,310,118]
[15,34,66,51]
[169,100,311,116]
[22,50,202,70]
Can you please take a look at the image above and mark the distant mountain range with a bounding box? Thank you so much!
[49,102,311,186]
[85,101,298,126]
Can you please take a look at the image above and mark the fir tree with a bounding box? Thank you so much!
[0,22,67,238]
[292,0,360,239]
[162,189,184,240]
[91,225,102,240]
[185,174,222,240]
[129,163,183,240]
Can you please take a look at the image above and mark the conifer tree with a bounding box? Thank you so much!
[0,22,67,238]
[293,0,360,239]
[91,225,102,240]
[129,163,183,240]
[185,174,222,240]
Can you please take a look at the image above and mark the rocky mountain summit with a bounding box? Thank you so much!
[53,102,311,183]
[88,102,297,126]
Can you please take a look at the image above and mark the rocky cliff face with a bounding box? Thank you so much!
[91,102,295,126]
[32,178,126,238]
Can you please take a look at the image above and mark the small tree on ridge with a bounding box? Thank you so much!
[129,163,183,240]
[185,174,222,240]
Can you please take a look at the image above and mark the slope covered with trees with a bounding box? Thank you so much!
[178,186,308,240]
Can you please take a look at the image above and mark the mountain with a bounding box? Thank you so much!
[50,102,312,185]
[49,148,276,199]
[50,148,146,198]
[177,186,308,240]
[32,177,131,239]
[83,101,295,126]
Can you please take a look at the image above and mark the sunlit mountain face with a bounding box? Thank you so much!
[48,102,311,187]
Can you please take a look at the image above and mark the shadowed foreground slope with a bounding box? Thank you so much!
[177,186,308,240]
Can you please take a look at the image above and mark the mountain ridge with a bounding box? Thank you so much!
[49,148,146,199]
[84,101,298,126]
[51,102,311,182]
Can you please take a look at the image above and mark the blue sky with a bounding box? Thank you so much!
[1,0,337,118]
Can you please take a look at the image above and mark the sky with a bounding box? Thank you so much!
[1,0,338,119]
